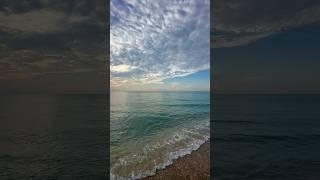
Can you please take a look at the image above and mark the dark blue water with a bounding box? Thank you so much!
[0,93,108,180]
[212,94,320,180]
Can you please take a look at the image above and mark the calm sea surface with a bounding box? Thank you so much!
[213,94,320,180]
[110,91,210,179]
[0,93,107,180]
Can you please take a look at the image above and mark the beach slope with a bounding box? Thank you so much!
[143,141,210,180]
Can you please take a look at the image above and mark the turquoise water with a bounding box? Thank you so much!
[110,91,210,179]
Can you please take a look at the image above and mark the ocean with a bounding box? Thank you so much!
[2,93,316,179]
[212,94,320,180]
[110,91,210,179]
[0,93,108,179]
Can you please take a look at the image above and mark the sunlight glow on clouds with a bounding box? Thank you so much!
[111,64,137,73]
[110,0,210,90]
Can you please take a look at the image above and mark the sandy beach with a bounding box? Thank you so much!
[143,141,210,180]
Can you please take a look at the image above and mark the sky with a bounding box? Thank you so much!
[110,0,210,91]
[1,1,320,93]
[212,0,320,94]
[0,0,107,93]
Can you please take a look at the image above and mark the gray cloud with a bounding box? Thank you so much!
[0,0,107,80]
[212,0,320,48]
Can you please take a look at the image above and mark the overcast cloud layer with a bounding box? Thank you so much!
[110,0,210,89]
[212,0,320,48]
[0,0,107,80]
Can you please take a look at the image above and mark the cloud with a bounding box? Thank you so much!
[111,64,137,73]
[212,32,275,48]
[212,0,320,48]
[0,9,90,33]
[0,0,107,80]
[110,0,210,89]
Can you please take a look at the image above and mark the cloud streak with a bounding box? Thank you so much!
[110,0,210,89]
[212,0,320,48]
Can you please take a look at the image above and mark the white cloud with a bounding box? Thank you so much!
[110,0,210,88]
[110,64,137,73]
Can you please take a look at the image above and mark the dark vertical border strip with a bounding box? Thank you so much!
[106,0,111,178]
[210,0,214,179]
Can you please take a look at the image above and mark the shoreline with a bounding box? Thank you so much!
[142,140,210,180]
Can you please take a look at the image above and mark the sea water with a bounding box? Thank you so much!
[110,91,210,179]
[213,94,320,179]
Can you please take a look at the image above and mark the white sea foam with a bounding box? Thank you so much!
[110,122,209,180]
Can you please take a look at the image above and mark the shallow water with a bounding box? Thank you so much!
[110,91,210,179]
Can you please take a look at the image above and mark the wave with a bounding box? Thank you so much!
[110,122,209,180]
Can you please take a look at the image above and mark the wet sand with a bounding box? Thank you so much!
[143,141,210,180]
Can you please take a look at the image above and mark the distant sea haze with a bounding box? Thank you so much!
[110,91,210,179]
